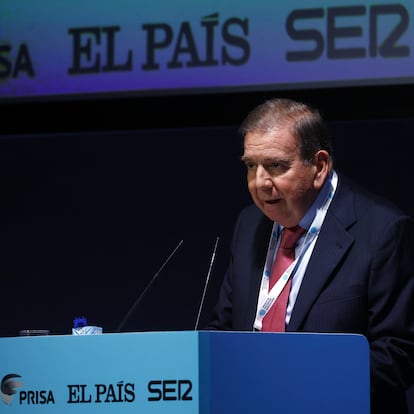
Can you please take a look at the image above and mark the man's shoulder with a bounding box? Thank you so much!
[337,172,411,221]
[239,203,264,220]
[235,203,273,234]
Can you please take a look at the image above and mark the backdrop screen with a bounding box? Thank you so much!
[1,0,414,102]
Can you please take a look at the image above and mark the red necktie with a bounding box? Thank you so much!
[262,225,305,332]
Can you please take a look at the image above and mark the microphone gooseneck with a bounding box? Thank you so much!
[115,239,184,333]
[194,236,220,330]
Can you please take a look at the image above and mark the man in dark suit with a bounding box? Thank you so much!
[207,98,414,413]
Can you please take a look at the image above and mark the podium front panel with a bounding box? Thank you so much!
[0,331,369,413]
[203,331,370,414]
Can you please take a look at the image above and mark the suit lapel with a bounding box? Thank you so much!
[246,216,273,326]
[287,176,356,330]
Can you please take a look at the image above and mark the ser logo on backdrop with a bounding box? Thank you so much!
[285,4,409,61]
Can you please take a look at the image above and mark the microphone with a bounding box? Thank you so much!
[115,239,184,333]
[194,236,219,330]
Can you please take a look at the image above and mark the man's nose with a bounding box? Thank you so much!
[255,165,273,187]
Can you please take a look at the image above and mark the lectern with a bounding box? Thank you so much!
[0,331,369,413]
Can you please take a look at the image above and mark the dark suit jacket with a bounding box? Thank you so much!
[208,173,414,414]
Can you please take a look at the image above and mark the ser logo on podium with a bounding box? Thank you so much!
[147,379,192,401]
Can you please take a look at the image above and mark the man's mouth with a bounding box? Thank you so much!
[264,199,280,205]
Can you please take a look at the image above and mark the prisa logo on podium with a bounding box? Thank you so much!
[1,374,26,405]
[1,373,55,406]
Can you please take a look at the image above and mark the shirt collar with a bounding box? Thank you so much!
[299,170,335,231]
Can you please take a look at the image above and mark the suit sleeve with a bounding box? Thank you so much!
[368,215,414,395]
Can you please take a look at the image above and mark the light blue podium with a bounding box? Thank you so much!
[0,331,370,413]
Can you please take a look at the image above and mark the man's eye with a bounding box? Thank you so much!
[265,162,281,171]
[269,161,290,172]
[245,161,256,170]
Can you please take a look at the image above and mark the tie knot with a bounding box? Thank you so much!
[280,225,306,249]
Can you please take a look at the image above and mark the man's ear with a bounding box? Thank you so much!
[313,150,332,189]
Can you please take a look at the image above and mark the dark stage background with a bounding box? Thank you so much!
[0,115,413,335]
[0,85,413,408]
